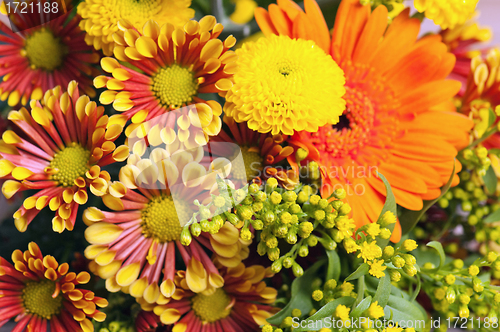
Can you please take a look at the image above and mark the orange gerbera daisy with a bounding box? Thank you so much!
[256,0,474,241]
[0,2,99,106]
[0,242,107,332]
[0,81,128,233]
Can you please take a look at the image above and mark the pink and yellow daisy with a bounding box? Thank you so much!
[0,242,107,332]
[0,81,129,233]
[77,0,194,56]
[140,262,278,330]
[84,145,249,302]
[0,2,100,106]
[207,115,296,186]
[95,17,237,142]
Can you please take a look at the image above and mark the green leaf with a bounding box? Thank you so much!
[345,263,369,282]
[351,296,372,318]
[399,161,456,235]
[384,295,428,332]
[372,273,391,307]
[483,165,497,195]
[267,260,325,325]
[488,107,497,128]
[425,241,446,272]
[376,172,397,248]
[293,297,355,332]
[484,208,500,223]
[326,250,341,281]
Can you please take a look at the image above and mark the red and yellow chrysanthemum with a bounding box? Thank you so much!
[95,17,236,142]
[139,262,278,330]
[0,3,99,106]
[135,310,161,332]
[440,17,492,95]
[84,143,249,302]
[0,242,107,332]
[256,0,474,242]
[77,0,194,56]
[0,81,128,233]
[208,115,296,187]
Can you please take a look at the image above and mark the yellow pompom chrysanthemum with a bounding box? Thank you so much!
[77,0,194,55]
[224,34,346,136]
[414,0,479,29]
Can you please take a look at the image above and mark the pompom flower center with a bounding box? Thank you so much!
[49,143,91,187]
[141,195,190,242]
[22,280,63,319]
[233,146,264,182]
[24,29,67,71]
[191,288,232,323]
[152,64,199,109]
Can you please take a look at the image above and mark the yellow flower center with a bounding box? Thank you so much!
[233,146,263,182]
[152,64,198,109]
[24,29,68,71]
[22,280,63,319]
[141,195,191,243]
[49,143,91,187]
[191,288,232,323]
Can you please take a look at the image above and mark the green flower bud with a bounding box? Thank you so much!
[339,203,351,216]
[249,183,260,194]
[391,256,405,268]
[266,236,278,248]
[252,219,264,230]
[312,290,324,301]
[314,210,326,221]
[286,231,298,245]
[109,322,121,332]
[452,259,464,269]
[212,215,224,229]
[271,259,283,273]
[213,196,227,208]
[402,254,416,266]
[459,294,470,305]
[473,277,484,292]
[297,191,309,204]
[298,245,309,257]
[331,200,343,211]
[307,235,318,247]
[240,227,252,241]
[282,191,297,202]
[298,221,314,237]
[309,195,321,205]
[270,192,282,205]
[403,264,417,276]
[200,219,211,232]
[275,225,289,237]
[180,227,192,246]
[268,248,280,261]
[487,251,498,263]
[263,211,276,224]
[389,269,401,282]
[445,274,455,285]
[446,288,456,304]
[252,202,264,212]
[237,206,253,220]
[401,239,418,252]
[199,206,211,219]
[292,262,304,277]
[257,241,267,256]
[324,279,337,291]
[459,304,470,319]
[255,191,267,202]
[226,213,240,226]
[379,228,392,239]
[332,188,346,200]
[290,203,301,214]
[383,246,395,259]
[190,223,201,237]
[281,316,293,328]
[291,309,302,318]
[281,212,293,224]
[283,257,294,268]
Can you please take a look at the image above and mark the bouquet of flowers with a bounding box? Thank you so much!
[0,0,499,331]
